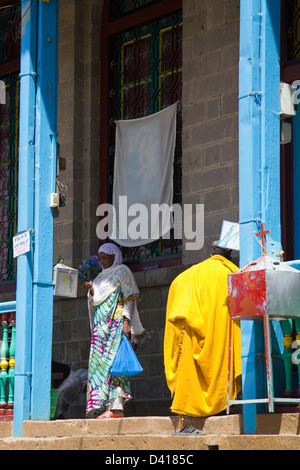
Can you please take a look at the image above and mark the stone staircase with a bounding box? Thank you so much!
[1,414,300,450]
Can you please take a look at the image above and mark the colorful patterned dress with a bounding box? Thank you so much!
[86,288,131,417]
[86,264,144,418]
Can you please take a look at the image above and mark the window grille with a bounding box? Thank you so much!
[109,0,165,20]
[0,2,21,65]
[0,74,19,281]
[107,10,182,265]
[0,2,20,282]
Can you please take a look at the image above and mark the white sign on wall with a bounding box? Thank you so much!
[218,220,240,251]
[13,231,31,258]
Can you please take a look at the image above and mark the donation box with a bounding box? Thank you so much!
[53,263,78,298]
[228,255,300,320]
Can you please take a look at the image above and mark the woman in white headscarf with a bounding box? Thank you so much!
[84,243,146,419]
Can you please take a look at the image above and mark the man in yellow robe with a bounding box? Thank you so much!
[164,247,241,417]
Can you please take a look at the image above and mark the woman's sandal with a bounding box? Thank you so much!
[96,410,124,419]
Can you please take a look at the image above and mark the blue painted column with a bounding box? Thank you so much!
[13,0,58,436]
[31,0,59,421]
[260,0,284,404]
[260,1,281,249]
[239,0,281,434]
[13,0,38,438]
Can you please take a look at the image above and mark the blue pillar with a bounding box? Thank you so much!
[13,0,38,438]
[13,0,58,436]
[260,1,281,250]
[239,0,281,434]
[31,0,59,421]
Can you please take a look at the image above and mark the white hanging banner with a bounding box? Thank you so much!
[112,103,177,247]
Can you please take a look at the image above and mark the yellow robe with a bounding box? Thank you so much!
[164,255,241,417]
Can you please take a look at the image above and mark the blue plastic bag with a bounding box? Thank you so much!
[110,333,143,377]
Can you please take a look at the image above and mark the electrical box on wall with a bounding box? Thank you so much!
[53,263,78,298]
[280,121,292,144]
[50,193,59,208]
[280,82,297,117]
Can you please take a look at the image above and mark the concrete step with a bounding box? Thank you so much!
[0,422,12,438]
[203,434,300,451]
[0,414,300,450]
[0,434,209,451]
[21,415,242,438]
[1,431,300,450]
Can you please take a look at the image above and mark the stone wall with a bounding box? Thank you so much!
[52,264,187,418]
[0,0,241,419]
[52,0,241,418]
[54,0,102,269]
[54,0,240,270]
[182,0,240,265]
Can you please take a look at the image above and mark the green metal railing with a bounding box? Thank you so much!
[0,302,16,421]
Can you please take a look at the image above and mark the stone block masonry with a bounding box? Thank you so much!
[53,0,240,271]
[54,0,101,270]
[50,0,241,419]
[182,0,240,266]
[0,0,242,424]
[52,265,187,418]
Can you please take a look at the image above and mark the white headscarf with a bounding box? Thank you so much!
[88,243,144,336]
[98,243,123,269]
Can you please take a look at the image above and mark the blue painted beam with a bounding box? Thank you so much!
[260,0,284,407]
[30,0,58,421]
[239,0,282,434]
[239,0,265,435]
[260,0,281,256]
[13,0,58,436]
[13,0,38,438]
[0,302,16,314]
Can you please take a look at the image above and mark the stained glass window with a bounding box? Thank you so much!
[284,0,300,65]
[0,2,20,64]
[109,0,165,20]
[107,9,182,264]
[0,1,21,282]
[0,74,19,281]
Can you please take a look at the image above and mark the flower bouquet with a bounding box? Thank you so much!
[78,255,102,282]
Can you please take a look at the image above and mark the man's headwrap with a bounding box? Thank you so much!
[211,240,232,260]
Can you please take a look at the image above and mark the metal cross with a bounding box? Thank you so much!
[255,223,271,255]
